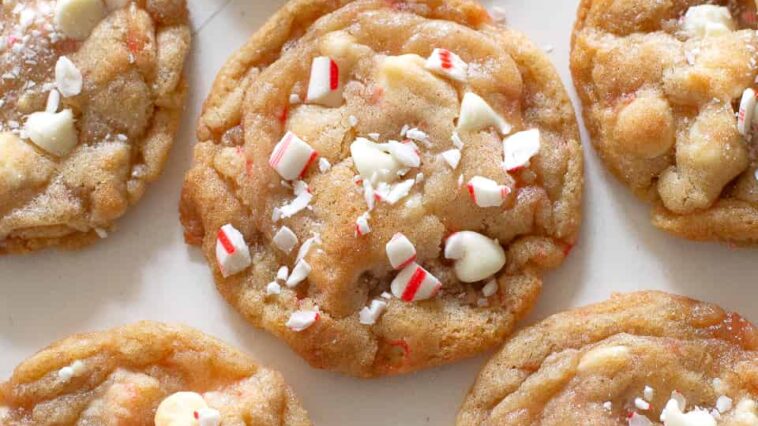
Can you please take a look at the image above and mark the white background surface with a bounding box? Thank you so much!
[2,1,756,424]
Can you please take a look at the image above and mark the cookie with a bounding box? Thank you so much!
[180,0,583,377]
[457,291,758,425]
[0,0,190,254]
[571,0,758,242]
[0,321,312,425]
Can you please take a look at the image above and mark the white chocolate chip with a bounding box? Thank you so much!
[456,92,512,134]
[24,109,78,156]
[55,56,82,97]
[54,0,106,40]
[683,5,735,38]
[503,129,541,171]
[444,231,506,283]
[215,224,252,278]
[273,226,298,253]
[576,345,630,373]
[154,392,208,426]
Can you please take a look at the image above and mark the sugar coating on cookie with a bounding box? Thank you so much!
[180,0,583,376]
[0,0,190,253]
[457,291,758,426]
[571,0,758,242]
[0,322,312,425]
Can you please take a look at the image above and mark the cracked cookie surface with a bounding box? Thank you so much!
[180,0,583,377]
[0,0,190,254]
[0,321,311,425]
[571,0,758,242]
[458,291,758,426]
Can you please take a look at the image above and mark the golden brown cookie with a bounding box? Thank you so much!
[0,321,311,425]
[571,0,758,243]
[458,291,758,425]
[0,0,190,254]
[180,0,583,377]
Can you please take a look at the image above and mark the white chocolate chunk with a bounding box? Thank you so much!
[386,233,417,270]
[482,279,498,297]
[273,226,298,253]
[425,48,468,82]
[441,149,461,169]
[215,224,252,278]
[25,109,78,156]
[716,396,733,413]
[286,260,311,288]
[576,345,630,373]
[54,0,106,40]
[355,212,371,236]
[390,262,441,302]
[644,386,655,401]
[503,129,541,171]
[196,408,221,426]
[286,310,319,331]
[444,231,506,283]
[456,92,512,134]
[362,178,375,210]
[359,299,387,325]
[154,392,208,426]
[466,176,510,208]
[269,132,318,181]
[46,89,61,113]
[276,266,289,282]
[660,397,717,426]
[386,140,420,168]
[738,88,756,137]
[266,281,281,296]
[55,56,82,97]
[350,137,401,183]
[683,5,735,38]
[306,56,342,107]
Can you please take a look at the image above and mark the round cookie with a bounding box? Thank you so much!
[571,0,758,242]
[180,0,583,377]
[0,321,311,425]
[457,291,758,425]
[0,0,190,254]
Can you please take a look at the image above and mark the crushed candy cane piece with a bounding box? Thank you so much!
[405,128,431,146]
[359,299,387,325]
[635,398,651,410]
[296,235,319,263]
[46,89,61,113]
[387,140,421,168]
[286,260,311,287]
[355,212,371,236]
[351,137,401,182]
[466,176,510,208]
[382,179,415,204]
[269,132,318,181]
[54,0,105,40]
[737,88,756,136]
[391,263,441,302]
[25,109,78,156]
[278,191,313,218]
[215,224,252,278]
[273,226,298,253]
[425,48,468,82]
[386,233,416,270]
[348,115,359,127]
[683,5,735,38]
[482,279,498,297]
[503,129,541,171]
[457,92,512,134]
[55,56,82,97]
[644,386,655,401]
[451,131,464,149]
[368,132,381,141]
[293,180,309,196]
[715,396,732,413]
[660,395,717,426]
[154,392,208,426]
[362,178,375,210]
[276,266,289,282]
[318,157,331,172]
[603,401,612,410]
[306,56,342,106]
[441,149,461,169]
[629,413,653,426]
[196,407,221,426]
[286,310,320,331]
[266,281,281,295]
[445,231,506,283]
[289,93,302,104]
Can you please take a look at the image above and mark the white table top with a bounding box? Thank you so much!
[2,1,756,424]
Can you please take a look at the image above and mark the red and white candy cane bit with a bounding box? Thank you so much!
[355,213,371,237]
[466,176,509,208]
[391,263,441,302]
[306,56,342,106]
[425,48,468,82]
[737,88,757,137]
[215,224,252,278]
[386,233,416,270]
[503,128,541,172]
[286,309,320,332]
[269,131,319,181]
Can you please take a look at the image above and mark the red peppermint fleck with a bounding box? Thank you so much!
[194,411,199,419]
[278,105,289,124]
[298,151,319,179]
[329,59,339,90]
[439,49,453,69]
[400,267,427,301]
[217,229,236,254]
